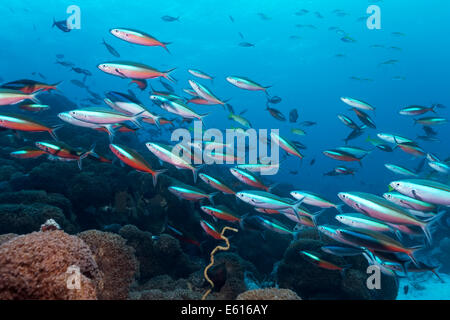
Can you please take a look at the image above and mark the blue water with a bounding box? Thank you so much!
[0,0,449,300]
[2,1,448,196]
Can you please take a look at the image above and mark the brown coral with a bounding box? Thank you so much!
[78,230,138,300]
[0,230,101,300]
[0,233,17,246]
[237,288,302,300]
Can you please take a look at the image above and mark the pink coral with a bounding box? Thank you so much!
[0,230,101,300]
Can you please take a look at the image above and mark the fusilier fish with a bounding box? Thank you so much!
[36,141,95,170]
[383,192,437,212]
[109,144,167,186]
[199,173,235,195]
[270,132,303,159]
[384,164,418,177]
[226,76,270,93]
[10,146,46,159]
[188,69,214,82]
[0,112,62,140]
[338,191,437,242]
[389,179,450,206]
[377,133,413,145]
[188,80,227,105]
[299,251,349,271]
[98,61,176,82]
[0,89,40,106]
[69,107,143,127]
[201,205,240,222]
[341,97,374,111]
[399,105,435,116]
[230,168,271,191]
[110,28,171,52]
[168,184,217,203]
[414,117,447,126]
[200,220,222,240]
[336,228,422,265]
[290,191,341,210]
[335,213,392,232]
[236,190,305,218]
[146,142,202,183]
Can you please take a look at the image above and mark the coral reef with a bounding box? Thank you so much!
[118,224,201,283]
[0,230,102,299]
[0,203,77,234]
[78,230,139,300]
[129,274,205,300]
[0,233,17,246]
[237,288,301,300]
[276,229,398,300]
[208,252,260,300]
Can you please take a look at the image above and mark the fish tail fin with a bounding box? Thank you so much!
[104,125,116,142]
[29,91,41,104]
[208,192,219,205]
[430,105,436,113]
[267,183,279,193]
[192,165,204,183]
[77,143,96,170]
[358,160,363,168]
[162,42,172,54]
[49,124,64,141]
[153,116,161,129]
[52,18,56,28]
[199,113,209,124]
[431,267,444,283]
[163,68,177,83]
[239,213,250,230]
[130,111,145,128]
[422,210,447,245]
[50,80,63,91]
[77,159,83,170]
[335,204,344,214]
[292,198,305,222]
[81,143,96,159]
[413,118,418,125]
[151,169,168,187]
[311,209,326,226]
[407,247,422,267]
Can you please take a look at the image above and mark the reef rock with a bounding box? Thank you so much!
[237,288,301,300]
[78,230,138,300]
[119,224,201,283]
[0,230,101,299]
[276,229,398,300]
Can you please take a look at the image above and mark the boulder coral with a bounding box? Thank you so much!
[237,288,301,300]
[0,203,76,234]
[0,230,102,299]
[78,230,139,300]
[118,224,201,283]
[208,252,260,300]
